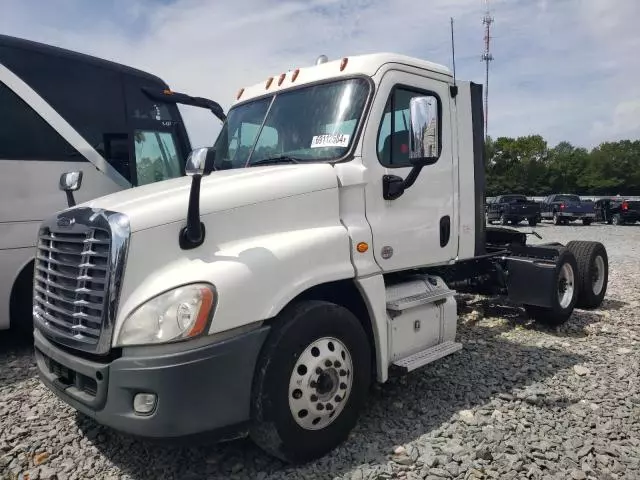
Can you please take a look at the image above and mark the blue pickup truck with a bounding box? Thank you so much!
[485,194,541,226]
[540,194,596,225]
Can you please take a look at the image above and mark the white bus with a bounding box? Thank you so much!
[0,34,224,334]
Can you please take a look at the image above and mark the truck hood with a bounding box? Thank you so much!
[78,164,339,232]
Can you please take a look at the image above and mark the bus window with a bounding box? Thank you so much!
[134,130,182,186]
[0,45,131,181]
[0,81,81,160]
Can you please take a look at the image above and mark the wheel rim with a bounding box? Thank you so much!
[288,337,353,431]
[592,255,605,295]
[558,263,575,309]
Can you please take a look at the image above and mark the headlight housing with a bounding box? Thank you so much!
[115,283,215,347]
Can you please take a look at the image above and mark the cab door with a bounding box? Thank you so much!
[362,69,456,272]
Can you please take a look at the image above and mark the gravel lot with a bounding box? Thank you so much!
[2,224,640,480]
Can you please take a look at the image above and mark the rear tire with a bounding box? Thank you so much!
[582,219,592,226]
[612,214,623,225]
[565,240,608,309]
[249,300,371,463]
[524,249,578,326]
[553,212,561,225]
[500,214,509,226]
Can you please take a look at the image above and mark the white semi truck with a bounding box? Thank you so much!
[31,53,609,463]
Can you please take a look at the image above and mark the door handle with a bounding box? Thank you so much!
[440,216,450,247]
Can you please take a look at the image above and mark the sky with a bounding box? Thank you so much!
[1,0,639,150]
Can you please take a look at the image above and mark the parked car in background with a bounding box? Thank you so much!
[0,33,225,335]
[485,194,541,226]
[595,198,640,225]
[540,194,596,225]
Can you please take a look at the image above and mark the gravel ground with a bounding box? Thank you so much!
[2,223,640,480]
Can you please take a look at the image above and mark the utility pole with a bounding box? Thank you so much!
[481,0,494,140]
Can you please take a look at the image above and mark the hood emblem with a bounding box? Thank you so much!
[57,217,75,228]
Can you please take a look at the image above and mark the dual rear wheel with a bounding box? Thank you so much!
[525,241,608,326]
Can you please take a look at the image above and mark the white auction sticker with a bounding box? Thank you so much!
[310,133,350,148]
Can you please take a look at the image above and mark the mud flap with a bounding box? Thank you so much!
[505,257,558,308]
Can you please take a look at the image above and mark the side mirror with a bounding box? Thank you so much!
[186,147,216,176]
[180,148,215,250]
[59,171,83,207]
[382,96,440,201]
[408,95,440,166]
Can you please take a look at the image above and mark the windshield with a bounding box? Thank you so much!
[502,195,527,203]
[556,194,580,202]
[212,78,369,169]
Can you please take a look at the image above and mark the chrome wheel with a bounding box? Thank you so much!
[558,263,575,309]
[288,337,353,431]
[592,255,605,295]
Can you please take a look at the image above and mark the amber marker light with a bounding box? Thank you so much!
[186,286,215,338]
[356,242,369,253]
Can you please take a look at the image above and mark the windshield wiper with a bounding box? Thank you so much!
[249,155,302,166]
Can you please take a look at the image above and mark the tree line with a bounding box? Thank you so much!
[484,136,640,197]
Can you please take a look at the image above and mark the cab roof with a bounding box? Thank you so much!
[233,52,452,105]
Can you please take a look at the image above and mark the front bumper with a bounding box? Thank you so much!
[34,326,269,438]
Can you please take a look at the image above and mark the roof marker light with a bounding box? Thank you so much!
[163,89,174,95]
[265,77,274,89]
[340,57,348,71]
[278,73,286,86]
[291,69,300,82]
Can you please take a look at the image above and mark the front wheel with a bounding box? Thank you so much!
[250,300,371,463]
[528,217,538,227]
[612,214,623,225]
[500,214,509,225]
[553,212,561,225]
[524,249,578,326]
[582,218,592,226]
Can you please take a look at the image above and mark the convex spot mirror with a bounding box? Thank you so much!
[408,96,440,167]
[59,171,83,208]
[59,171,83,192]
[186,147,216,176]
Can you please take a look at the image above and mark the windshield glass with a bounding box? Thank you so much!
[556,194,580,202]
[212,78,369,169]
[502,195,527,203]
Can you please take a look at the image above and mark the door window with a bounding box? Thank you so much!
[134,130,182,185]
[376,87,440,168]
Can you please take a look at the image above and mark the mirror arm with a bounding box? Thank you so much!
[403,165,424,190]
[179,175,206,250]
[65,191,76,208]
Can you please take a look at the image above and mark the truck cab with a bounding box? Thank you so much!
[31,53,609,463]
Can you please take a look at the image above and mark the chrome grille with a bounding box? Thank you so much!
[33,227,111,345]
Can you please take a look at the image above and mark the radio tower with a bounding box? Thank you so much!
[481,0,494,140]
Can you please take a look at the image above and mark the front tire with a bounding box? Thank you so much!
[582,218,592,226]
[524,249,578,326]
[500,214,509,225]
[565,240,608,309]
[553,212,561,225]
[528,217,538,227]
[250,300,371,463]
[612,214,623,225]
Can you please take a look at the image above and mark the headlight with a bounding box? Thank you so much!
[115,283,215,347]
